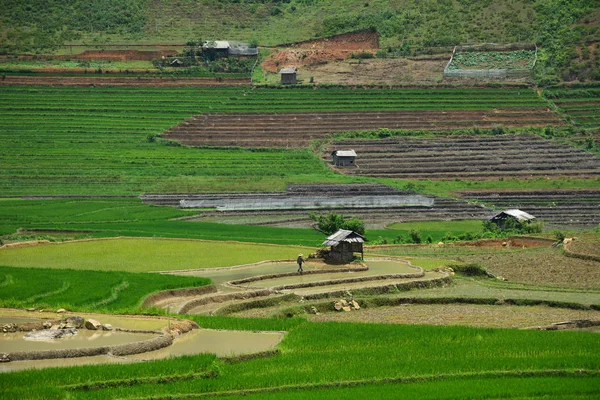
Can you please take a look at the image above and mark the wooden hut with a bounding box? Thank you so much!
[322,229,365,263]
[490,209,535,230]
[331,150,357,166]
[280,68,298,84]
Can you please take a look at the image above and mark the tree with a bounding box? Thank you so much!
[309,213,365,235]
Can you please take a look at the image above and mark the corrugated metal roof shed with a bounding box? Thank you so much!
[322,229,366,247]
[492,209,535,221]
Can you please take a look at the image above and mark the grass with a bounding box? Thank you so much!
[1,319,598,399]
[0,198,327,246]
[0,238,314,272]
[385,220,484,241]
[0,265,210,314]
[2,86,596,197]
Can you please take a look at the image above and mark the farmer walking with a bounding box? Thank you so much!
[297,254,304,274]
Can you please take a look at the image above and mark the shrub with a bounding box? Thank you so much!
[448,263,489,277]
[350,51,374,59]
[408,229,422,244]
[309,213,365,235]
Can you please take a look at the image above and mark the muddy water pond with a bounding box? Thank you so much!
[0,329,285,373]
[0,330,157,353]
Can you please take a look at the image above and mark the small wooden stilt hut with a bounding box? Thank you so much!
[322,229,365,263]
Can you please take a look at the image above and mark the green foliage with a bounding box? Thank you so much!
[483,218,543,235]
[534,0,597,85]
[408,229,422,244]
[1,0,145,53]
[448,50,536,71]
[4,321,598,399]
[309,212,365,235]
[447,263,489,277]
[0,266,210,313]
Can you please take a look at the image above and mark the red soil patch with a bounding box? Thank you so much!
[264,30,379,73]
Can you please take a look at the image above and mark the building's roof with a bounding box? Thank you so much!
[203,41,230,49]
[332,150,357,157]
[279,68,298,74]
[491,209,535,221]
[322,229,366,247]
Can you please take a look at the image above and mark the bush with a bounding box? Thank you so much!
[350,51,374,59]
[448,263,489,277]
[408,229,422,244]
[309,213,365,235]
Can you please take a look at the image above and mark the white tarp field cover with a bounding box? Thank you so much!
[180,194,434,211]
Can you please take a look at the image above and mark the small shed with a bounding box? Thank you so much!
[490,209,535,230]
[322,229,365,263]
[280,68,298,84]
[331,149,357,166]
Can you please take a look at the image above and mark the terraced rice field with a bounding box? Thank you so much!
[457,189,600,228]
[545,87,600,131]
[160,88,559,148]
[143,184,493,229]
[328,133,600,179]
[163,109,561,148]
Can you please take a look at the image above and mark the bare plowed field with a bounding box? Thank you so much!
[0,76,250,87]
[142,184,493,229]
[328,134,600,180]
[457,189,600,228]
[162,110,562,148]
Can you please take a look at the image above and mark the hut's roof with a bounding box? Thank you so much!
[279,68,298,74]
[203,41,230,49]
[332,150,356,157]
[491,209,535,222]
[322,229,365,246]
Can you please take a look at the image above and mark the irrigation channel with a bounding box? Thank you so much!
[155,259,447,315]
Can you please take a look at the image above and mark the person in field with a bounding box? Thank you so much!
[297,254,304,274]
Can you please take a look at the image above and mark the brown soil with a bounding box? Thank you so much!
[58,49,178,62]
[307,303,600,328]
[301,57,449,85]
[565,234,600,259]
[163,111,562,149]
[263,30,380,76]
[281,30,379,50]
[460,247,600,289]
[0,76,250,87]
[330,134,599,180]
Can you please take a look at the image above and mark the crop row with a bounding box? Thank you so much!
[457,189,600,227]
[329,134,600,180]
[543,88,600,130]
